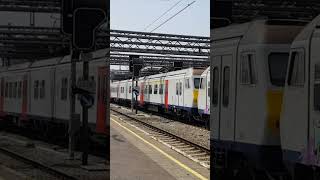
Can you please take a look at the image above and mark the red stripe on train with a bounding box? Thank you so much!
[20,75,28,121]
[139,82,144,106]
[96,67,107,134]
[165,80,169,109]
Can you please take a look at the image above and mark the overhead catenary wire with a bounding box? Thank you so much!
[150,1,196,33]
[143,0,184,31]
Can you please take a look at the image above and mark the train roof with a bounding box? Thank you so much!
[212,19,307,44]
[110,67,206,83]
[0,48,109,72]
[293,15,320,42]
[7,62,31,71]
[200,67,210,77]
[30,57,61,68]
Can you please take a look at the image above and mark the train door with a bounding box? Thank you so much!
[180,77,184,108]
[165,79,169,110]
[96,66,107,134]
[211,55,235,141]
[0,78,4,116]
[310,30,320,164]
[21,75,28,121]
[206,71,210,113]
[139,81,144,106]
[176,79,182,107]
[282,47,308,160]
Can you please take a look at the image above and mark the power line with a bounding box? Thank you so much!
[144,0,184,31]
[150,1,196,33]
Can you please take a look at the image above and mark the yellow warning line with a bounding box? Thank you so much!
[111,118,208,180]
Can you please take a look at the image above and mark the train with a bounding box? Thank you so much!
[110,67,206,124]
[0,49,108,137]
[210,17,320,180]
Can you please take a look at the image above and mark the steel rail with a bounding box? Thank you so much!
[0,147,78,180]
[110,108,210,154]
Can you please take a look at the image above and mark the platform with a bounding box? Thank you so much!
[110,115,210,180]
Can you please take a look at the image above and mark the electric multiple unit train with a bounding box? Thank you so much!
[209,17,320,180]
[0,49,108,136]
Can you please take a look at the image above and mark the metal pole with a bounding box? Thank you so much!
[69,48,80,159]
[131,76,134,112]
[135,79,138,114]
[81,52,91,165]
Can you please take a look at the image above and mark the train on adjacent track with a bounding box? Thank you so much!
[0,49,108,137]
[110,67,208,125]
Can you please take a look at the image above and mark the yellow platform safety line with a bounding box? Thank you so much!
[111,118,208,180]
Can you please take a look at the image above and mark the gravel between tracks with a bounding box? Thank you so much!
[111,104,210,149]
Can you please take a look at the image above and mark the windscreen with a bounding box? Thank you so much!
[268,53,289,86]
[194,78,201,89]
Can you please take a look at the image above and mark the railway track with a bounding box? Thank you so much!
[0,146,77,180]
[111,102,209,130]
[111,108,210,169]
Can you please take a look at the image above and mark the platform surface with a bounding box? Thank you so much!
[110,115,209,180]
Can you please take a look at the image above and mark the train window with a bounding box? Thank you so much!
[34,80,39,99]
[159,84,164,95]
[149,85,153,94]
[13,82,17,98]
[288,51,305,86]
[179,82,182,95]
[61,78,68,101]
[5,82,8,98]
[194,78,200,89]
[185,79,190,89]
[176,82,179,95]
[208,80,210,97]
[200,78,205,89]
[154,84,158,94]
[0,81,3,97]
[144,85,148,94]
[269,53,289,86]
[314,64,320,111]
[212,68,219,106]
[223,67,230,107]
[240,54,256,85]
[40,80,45,99]
[9,82,12,98]
[129,86,132,93]
[18,81,22,99]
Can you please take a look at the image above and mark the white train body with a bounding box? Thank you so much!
[198,67,210,117]
[111,68,204,117]
[281,15,320,169]
[0,50,108,134]
[210,19,305,172]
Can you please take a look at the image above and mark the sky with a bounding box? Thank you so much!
[111,0,210,36]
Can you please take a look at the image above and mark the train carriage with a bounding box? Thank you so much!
[0,50,108,135]
[281,14,320,178]
[111,67,205,122]
[210,19,306,179]
[198,67,210,122]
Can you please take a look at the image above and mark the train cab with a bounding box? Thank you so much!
[281,14,320,177]
[210,19,306,177]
